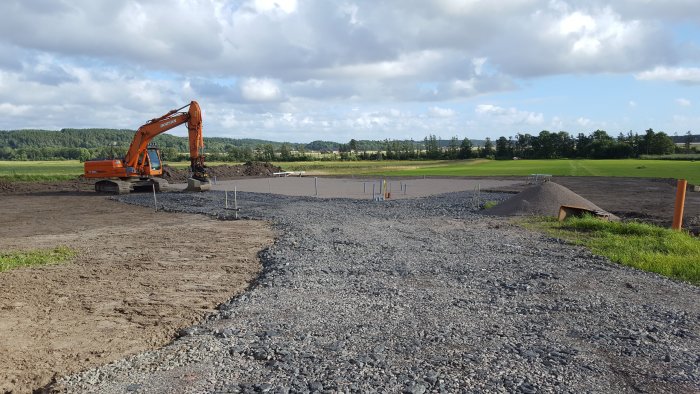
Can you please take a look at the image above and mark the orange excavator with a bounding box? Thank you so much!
[84,101,211,194]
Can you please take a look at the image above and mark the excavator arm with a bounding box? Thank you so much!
[124,101,207,181]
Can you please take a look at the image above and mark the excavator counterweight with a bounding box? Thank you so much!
[84,101,210,193]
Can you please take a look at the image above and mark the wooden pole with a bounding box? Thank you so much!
[672,179,687,230]
[152,183,158,212]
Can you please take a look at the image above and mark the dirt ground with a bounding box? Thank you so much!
[483,176,700,230]
[556,176,700,229]
[0,174,697,392]
[0,193,274,393]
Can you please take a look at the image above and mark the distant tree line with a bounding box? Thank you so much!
[491,129,682,160]
[0,128,695,162]
[0,129,309,162]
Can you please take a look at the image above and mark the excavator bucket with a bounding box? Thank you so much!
[185,177,211,192]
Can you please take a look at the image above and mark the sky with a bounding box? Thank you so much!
[0,0,699,143]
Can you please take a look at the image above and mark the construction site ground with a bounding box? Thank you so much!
[0,193,274,393]
[0,175,698,392]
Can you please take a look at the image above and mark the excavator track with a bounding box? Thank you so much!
[95,180,132,194]
[95,178,170,194]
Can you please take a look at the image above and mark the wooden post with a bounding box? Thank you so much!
[234,186,238,219]
[152,183,158,212]
[672,179,688,230]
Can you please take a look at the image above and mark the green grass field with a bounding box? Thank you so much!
[1,159,698,184]
[524,216,700,285]
[0,160,85,181]
[277,159,700,184]
[0,160,232,181]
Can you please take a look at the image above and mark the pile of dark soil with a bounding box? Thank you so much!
[486,181,617,219]
[162,161,282,182]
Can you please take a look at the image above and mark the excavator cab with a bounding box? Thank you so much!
[147,146,162,172]
[135,145,163,177]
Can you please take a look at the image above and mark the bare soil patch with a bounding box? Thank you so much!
[0,193,273,393]
[555,176,700,229]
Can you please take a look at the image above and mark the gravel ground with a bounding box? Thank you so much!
[58,191,700,393]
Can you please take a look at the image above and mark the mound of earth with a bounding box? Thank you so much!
[486,181,618,219]
[162,161,282,182]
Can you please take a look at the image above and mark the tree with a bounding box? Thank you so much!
[348,139,358,153]
[161,147,180,161]
[424,134,441,159]
[446,136,459,159]
[263,144,275,161]
[78,148,92,162]
[459,138,473,159]
[279,143,292,161]
[589,130,615,158]
[514,133,533,158]
[495,136,510,159]
[650,132,675,155]
[241,146,254,161]
[641,128,655,155]
[482,137,494,158]
[685,131,693,153]
[575,133,591,157]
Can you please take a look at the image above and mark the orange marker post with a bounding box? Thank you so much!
[672,179,688,230]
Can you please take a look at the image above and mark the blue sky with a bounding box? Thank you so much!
[0,0,698,143]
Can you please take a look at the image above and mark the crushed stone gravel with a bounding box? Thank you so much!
[57,190,700,393]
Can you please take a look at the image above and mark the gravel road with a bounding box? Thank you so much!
[58,191,700,393]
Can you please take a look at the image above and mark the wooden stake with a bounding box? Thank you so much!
[152,183,158,212]
[672,179,687,230]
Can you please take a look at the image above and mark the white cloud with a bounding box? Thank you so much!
[240,78,282,101]
[676,98,692,107]
[559,11,597,35]
[636,66,700,84]
[0,102,31,116]
[628,100,637,107]
[551,116,564,130]
[475,104,544,125]
[577,117,591,126]
[472,57,487,76]
[428,106,456,118]
[253,0,298,14]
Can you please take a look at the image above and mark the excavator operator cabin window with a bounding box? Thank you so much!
[148,149,161,171]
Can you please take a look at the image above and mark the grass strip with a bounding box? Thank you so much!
[522,216,700,285]
[0,246,76,272]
